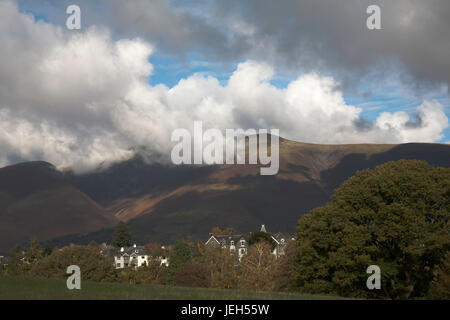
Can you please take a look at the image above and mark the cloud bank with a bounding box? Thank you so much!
[0,1,448,172]
[19,0,450,91]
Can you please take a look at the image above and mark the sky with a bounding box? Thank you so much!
[0,0,449,172]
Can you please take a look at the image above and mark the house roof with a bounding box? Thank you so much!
[205,234,246,246]
[271,233,295,244]
[113,245,150,257]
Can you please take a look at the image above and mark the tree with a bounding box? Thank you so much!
[6,240,46,276]
[273,240,297,291]
[113,222,132,248]
[248,231,276,249]
[167,240,192,283]
[210,227,237,236]
[6,245,25,276]
[24,238,43,264]
[199,246,239,289]
[42,246,53,257]
[428,252,450,299]
[239,241,277,291]
[293,160,450,299]
[30,243,117,282]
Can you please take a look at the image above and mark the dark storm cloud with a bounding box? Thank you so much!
[18,0,450,90]
[210,0,450,91]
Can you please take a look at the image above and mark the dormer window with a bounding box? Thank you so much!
[240,240,245,246]
[230,240,235,246]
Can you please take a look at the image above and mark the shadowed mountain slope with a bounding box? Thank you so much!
[1,140,449,253]
[0,162,116,254]
[46,140,450,248]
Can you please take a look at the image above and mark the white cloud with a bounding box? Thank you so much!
[0,1,448,172]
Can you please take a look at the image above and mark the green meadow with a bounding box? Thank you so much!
[0,277,345,300]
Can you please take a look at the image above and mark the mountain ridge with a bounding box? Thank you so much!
[1,139,449,253]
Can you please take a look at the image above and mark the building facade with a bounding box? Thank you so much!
[205,225,294,261]
[205,234,248,261]
[114,244,150,269]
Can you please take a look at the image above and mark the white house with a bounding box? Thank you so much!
[205,225,294,262]
[114,244,150,269]
[205,234,248,261]
[110,244,170,269]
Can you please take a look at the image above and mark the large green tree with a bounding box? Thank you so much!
[294,160,450,299]
[113,222,132,248]
[167,240,192,283]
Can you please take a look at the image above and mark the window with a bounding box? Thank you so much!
[230,240,234,246]
[240,240,245,246]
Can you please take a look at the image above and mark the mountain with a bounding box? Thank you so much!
[0,161,116,254]
[1,139,449,253]
[50,139,450,248]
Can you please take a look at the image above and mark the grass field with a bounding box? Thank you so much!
[0,277,345,300]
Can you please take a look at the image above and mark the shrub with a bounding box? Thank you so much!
[30,243,117,282]
[174,262,210,287]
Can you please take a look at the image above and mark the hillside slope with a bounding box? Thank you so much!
[1,140,449,252]
[0,162,116,254]
[52,140,450,247]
